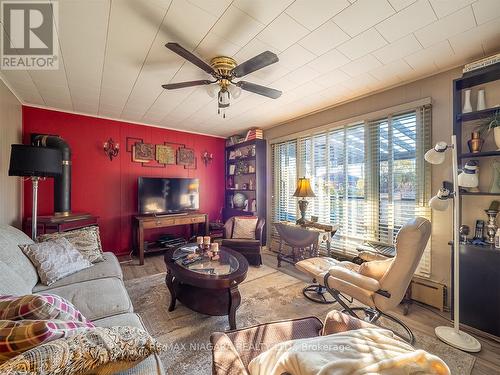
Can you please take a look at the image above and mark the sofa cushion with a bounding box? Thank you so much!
[33,252,122,292]
[0,294,92,324]
[0,225,38,291]
[37,226,104,264]
[36,277,133,321]
[0,261,32,295]
[20,238,93,286]
[0,326,165,375]
[93,314,166,375]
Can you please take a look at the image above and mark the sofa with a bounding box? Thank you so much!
[0,225,164,375]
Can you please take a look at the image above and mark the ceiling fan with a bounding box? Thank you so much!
[162,43,282,118]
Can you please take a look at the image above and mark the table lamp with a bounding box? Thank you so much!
[293,177,316,225]
[9,144,62,239]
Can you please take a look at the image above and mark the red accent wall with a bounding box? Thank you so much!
[22,106,226,255]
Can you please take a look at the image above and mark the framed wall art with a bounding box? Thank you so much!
[156,144,176,165]
[132,142,154,162]
[177,147,196,168]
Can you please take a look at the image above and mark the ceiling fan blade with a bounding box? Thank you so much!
[165,42,215,76]
[162,80,213,90]
[236,81,282,99]
[232,51,279,78]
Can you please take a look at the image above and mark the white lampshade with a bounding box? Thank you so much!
[424,141,448,164]
[429,188,451,211]
[457,161,479,188]
[228,84,242,99]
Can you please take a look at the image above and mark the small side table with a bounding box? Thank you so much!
[274,222,337,267]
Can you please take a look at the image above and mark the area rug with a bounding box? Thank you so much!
[124,265,475,374]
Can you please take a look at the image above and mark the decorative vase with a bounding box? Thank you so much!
[477,89,486,111]
[491,161,500,193]
[463,89,473,113]
[495,127,500,150]
[467,131,484,153]
[485,209,498,244]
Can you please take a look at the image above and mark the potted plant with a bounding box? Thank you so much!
[477,110,500,150]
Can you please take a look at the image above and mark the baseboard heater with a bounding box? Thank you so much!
[410,277,447,312]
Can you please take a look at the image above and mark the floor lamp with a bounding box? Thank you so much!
[424,135,482,353]
[9,144,62,240]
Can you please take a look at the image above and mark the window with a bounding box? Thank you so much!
[271,104,432,276]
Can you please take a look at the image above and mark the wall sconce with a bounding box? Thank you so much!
[103,138,119,161]
[201,150,213,166]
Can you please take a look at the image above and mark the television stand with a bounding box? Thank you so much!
[133,213,208,265]
[153,212,188,217]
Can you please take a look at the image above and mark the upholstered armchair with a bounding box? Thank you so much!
[221,217,265,266]
[210,310,376,375]
[297,217,431,344]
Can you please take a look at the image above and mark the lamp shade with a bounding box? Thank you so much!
[9,144,62,177]
[424,141,448,165]
[293,177,316,198]
[429,188,451,211]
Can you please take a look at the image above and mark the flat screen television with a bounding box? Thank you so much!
[138,177,199,214]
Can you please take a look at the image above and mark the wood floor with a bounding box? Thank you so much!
[121,251,500,375]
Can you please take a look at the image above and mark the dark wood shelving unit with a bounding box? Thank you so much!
[452,61,500,337]
[223,138,267,243]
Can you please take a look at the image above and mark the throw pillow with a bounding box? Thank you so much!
[232,216,258,239]
[37,226,104,263]
[0,294,93,325]
[20,238,93,286]
[0,319,93,362]
[0,326,166,374]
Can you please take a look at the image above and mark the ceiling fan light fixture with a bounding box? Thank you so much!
[206,84,219,98]
[218,88,230,106]
[228,84,242,99]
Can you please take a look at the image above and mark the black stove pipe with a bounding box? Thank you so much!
[33,135,71,216]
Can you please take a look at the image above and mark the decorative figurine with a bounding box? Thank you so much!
[485,201,499,244]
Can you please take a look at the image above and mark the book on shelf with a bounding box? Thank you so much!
[244,128,263,141]
[463,53,500,73]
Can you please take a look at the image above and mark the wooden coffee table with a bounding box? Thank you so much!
[164,245,249,329]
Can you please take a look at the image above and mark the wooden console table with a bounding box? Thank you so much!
[24,214,98,237]
[133,213,209,265]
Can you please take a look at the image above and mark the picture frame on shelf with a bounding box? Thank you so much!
[229,150,236,160]
[229,164,236,175]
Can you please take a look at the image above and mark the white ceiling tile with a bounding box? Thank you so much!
[284,65,322,86]
[277,44,316,70]
[388,0,417,11]
[472,0,500,25]
[246,62,290,84]
[256,13,310,51]
[404,40,453,71]
[337,28,387,60]
[333,0,395,37]
[369,59,414,83]
[58,0,109,114]
[186,0,231,18]
[195,33,241,60]
[210,5,265,47]
[414,6,476,48]
[285,0,350,30]
[307,48,351,73]
[298,21,350,56]
[376,0,437,42]
[429,0,476,18]
[313,69,351,87]
[340,54,382,77]
[372,34,422,64]
[233,0,294,24]
[449,17,500,56]
[341,72,379,92]
[233,39,279,63]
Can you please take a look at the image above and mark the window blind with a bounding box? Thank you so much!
[271,104,432,277]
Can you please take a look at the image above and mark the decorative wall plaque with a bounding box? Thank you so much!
[133,143,154,162]
[156,144,176,165]
[177,147,195,168]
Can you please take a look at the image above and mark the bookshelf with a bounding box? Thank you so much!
[223,135,267,243]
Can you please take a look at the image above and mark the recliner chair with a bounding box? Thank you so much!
[297,217,431,344]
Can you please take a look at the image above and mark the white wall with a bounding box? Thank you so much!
[0,79,22,227]
[264,66,500,296]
